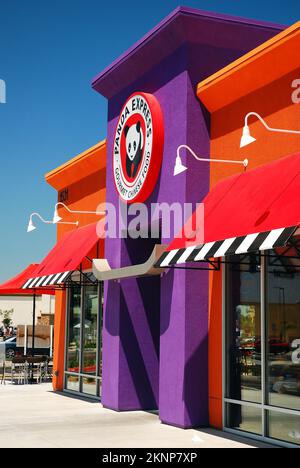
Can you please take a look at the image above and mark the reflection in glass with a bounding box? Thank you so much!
[65,283,102,398]
[82,377,97,396]
[227,255,262,403]
[226,404,262,435]
[82,285,98,376]
[226,246,300,445]
[267,250,300,411]
[67,285,81,373]
[269,411,300,446]
[66,374,80,392]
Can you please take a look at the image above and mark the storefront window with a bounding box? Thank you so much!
[226,403,262,436]
[65,282,102,398]
[82,377,98,396]
[66,374,80,392]
[267,250,300,411]
[82,285,99,377]
[225,248,300,447]
[66,285,81,373]
[268,411,300,446]
[226,255,262,404]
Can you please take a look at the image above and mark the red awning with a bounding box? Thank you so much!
[23,222,102,289]
[0,264,55,295]
[156,153,300,268]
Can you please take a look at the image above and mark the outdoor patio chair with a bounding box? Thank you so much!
[26,357,44,384]
[38,357,53,382]
[46,360,53,381]
[0,361,4,385]
[0,361,14,385]
[11,357,29,385]
[35,356,46,383]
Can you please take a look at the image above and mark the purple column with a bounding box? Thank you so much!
[101,63,211,422]
[101,54,190,412]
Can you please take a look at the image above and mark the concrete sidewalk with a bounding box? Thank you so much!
[0,383,273,448]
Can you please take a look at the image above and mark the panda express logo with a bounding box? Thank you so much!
[113,92,164,204]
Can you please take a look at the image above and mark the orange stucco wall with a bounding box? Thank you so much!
[206,67,300,429]
[46,141,106,391]
[52,290,67,390]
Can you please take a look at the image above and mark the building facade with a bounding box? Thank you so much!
[20,7,300,448]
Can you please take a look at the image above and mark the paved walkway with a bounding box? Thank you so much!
[0,383,273,448]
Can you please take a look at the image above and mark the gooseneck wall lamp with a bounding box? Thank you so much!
[240,112,300,148]
[52,202,106,224]
[27,212,78,233]
[174,144,248,176]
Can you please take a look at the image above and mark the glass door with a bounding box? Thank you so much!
[81,284,100,396]
[225,254,263,436]
[65,285,81,392]
[65,282,103,399]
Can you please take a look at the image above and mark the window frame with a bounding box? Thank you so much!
[64,282,103,400]
[223,252,300,448]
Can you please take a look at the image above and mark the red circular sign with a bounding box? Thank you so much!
[113,92,164,204]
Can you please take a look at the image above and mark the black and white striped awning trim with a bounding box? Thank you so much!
[22,271,72,289]
[155,226,298,269]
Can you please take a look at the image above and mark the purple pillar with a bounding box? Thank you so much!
[92,7,284,426]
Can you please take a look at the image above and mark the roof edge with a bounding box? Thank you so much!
[197,21,300,109]
[92,6,285,92]
[45,139,106,188]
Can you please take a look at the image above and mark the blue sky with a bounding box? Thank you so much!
[0,0,299,282]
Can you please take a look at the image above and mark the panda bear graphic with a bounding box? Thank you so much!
[124,121,144,179]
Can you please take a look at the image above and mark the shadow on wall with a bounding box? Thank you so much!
[108,42,256,122]
[119,287,158,410]
[104,232,162,409]
[212,68,300,140]
[160,267,174,335]
[125,234,161,359]
[108,45,188,121]
[64,169,106,205]
[104,277,161,404]
[136,276,161,360]
[104,280,120,337]
[184,336,209,427]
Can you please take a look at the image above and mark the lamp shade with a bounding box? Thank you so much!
[174,155,188,176]
[240,125,257,148]
[53,208,62,224]
[27,219,36,233]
